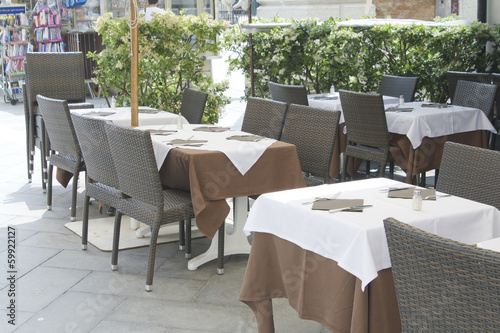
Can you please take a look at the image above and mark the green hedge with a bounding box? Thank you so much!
[223,16,500,102]
[89,11,230,124]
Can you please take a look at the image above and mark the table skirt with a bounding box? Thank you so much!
[240,232,401,333]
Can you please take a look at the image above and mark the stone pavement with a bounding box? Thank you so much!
[0,54,333,332]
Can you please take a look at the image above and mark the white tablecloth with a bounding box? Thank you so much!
[71,106,189,127]
[308,94,399,123]
[144,124,276,176]
[244,178,500,291]
[385,102,497,148]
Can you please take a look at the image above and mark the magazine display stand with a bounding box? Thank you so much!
[0,4,32,104]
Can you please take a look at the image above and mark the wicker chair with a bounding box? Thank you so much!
[452,80,497,120]
[339,90,393,181]
[104,122,194,291]
[25,52,93,191]
[383,217,500,332]
[241,97,288,140]
[268,81,309,106]
[446,71,491,104]
[379,75,419,102]
[36,95,86,222]
[179,88,208,124]
[489,73,500,149]
[280,104,341,185]
[436,142,500,210]
[70,113,121,250]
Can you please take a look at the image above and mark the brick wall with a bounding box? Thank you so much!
[374,0,436,21]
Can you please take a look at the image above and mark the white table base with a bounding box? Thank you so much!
[188,196,251,273]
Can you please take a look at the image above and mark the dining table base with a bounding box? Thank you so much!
[240,232,402,333]
[188,196,251,273]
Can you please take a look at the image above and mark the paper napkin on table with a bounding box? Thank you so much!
[226,135,265,142]
[167,139,208,147]
[193,126,231,132]
[388,188,436,200]
[82,111,115,117]
[312,199,364,212]
[385,106,414,112]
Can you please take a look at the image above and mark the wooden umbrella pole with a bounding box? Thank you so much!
[248,5,255,97]
[130,0,139,127]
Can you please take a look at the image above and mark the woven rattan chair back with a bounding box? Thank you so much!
[446,71,491,104]
[36,95,82,162]
[490,73,500,148]
[379,75,419,102]
[383,217,500,332]
[268,81,309,106]
[36,95,85,221]
[280,104,340,184]
[105,123,164,218]
[26,52,86,107]
[71,114,119,189]
[436,142,500,209]
[241,97,288,140]
[453,80,497,119]
[492,73,500,106]
[339,90,391,180]
[179,88,209,124]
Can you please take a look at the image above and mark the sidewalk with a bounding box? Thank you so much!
[0,59,332,332]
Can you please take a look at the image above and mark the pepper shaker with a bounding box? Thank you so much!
[399,95,404,106]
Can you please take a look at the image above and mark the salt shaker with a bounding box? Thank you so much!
[399,95,404,106]
[111,96,116,110]
[330,85,336,95]
[176,113,183,129]
[412,189,422,211]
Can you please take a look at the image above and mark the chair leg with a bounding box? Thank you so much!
[70,169,80,222]
[178,220,185,251]
[185,217,192,259]
[342,155,348,182]
[82,194,90,250]
[40,119,48,193]
[111,211,122,271]
[434,169,439,188]
[47,162,53,211]
[217,222,225,275]
[145,223,161,292]
[389,161,394,179]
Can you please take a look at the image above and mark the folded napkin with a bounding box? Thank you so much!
[167,139,208,147]
[421,103,448,108]
[312,199,365,212]
[82,111,116,117]
[193,126,231,132]
[147,129,177,135]
[385,106,414,112]
[226,135,265,142]
[312,95,339,100]
[388,188,436,200]
[138,108,160,114]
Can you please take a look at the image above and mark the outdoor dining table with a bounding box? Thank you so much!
[56,106,189,187]
[144,124,306,271]
[240,178,500,332]
[308,95,496,183]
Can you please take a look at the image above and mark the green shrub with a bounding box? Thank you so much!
[88,11,231,123]
[223,17,500,102]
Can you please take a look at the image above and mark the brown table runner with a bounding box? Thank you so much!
[158,141,306,239]
[240,232,401,333]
